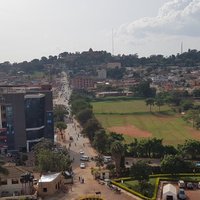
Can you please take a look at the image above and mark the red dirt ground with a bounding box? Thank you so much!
[188,127,200,140]
[108,125,152,138]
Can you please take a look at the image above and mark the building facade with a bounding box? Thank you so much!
[71,76,94,90]
[0,85,54,152]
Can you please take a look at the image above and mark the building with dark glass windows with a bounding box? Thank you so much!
[0,85,54,152]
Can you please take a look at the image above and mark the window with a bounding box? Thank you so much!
[12,179,19,184]
[43,188,47,192]
[1,179,7,185]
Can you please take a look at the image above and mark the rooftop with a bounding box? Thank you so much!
[38,172,61,183]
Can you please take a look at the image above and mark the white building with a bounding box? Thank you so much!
[162,184,177,200]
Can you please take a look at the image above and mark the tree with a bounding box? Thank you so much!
[107,132,124,151]
[77,108,93,125]
[180,99,193,111]
[178,140,200,159]
[163,145,178,155]
[55,121,67,132]
[130,160,151,191]
[71,99,92,115]
[93,129,108,153]
[0,161,8,175]
[133,81,156,98]
[53,105,68,122]
[155,98,164,112]
[161,155,193,174]
[145,98,155,112]
[20,172,34,195]
[33,138,54,155]
[193,89,200,97]
[82,118,102,141]
[36,148,72,172]
[111,141,124,177]
[107,67,125,80]
[95,154,104,168]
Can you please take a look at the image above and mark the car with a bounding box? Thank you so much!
[80,155,89,161]
[177,188,186,200]
[178,180,185,188]
[103,156,112,163]
[79,149,84,155]
[80,163,86,169]
[195,161,200,167]
[186,182,194,189]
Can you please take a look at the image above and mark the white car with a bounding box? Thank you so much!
[80,163,86,169]
[79,149,84,155]
[80,155,89,161]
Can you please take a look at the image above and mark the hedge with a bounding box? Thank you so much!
[111,173,200,200]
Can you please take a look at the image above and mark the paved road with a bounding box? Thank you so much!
[50,72,138,200]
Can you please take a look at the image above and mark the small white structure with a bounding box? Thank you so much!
[38,172,63,197]
[162,184,177,200]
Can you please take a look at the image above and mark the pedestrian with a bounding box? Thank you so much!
[79,176,80,182]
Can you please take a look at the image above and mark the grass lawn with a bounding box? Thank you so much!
[92,99,200,145]
[123,178,156,198]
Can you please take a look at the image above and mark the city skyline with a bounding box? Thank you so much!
[0,0,200,62]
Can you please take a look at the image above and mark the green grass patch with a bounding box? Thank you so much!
[92,99,200,145]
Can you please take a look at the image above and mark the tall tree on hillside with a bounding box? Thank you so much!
[111,141,124,177]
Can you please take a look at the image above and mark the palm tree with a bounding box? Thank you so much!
[145,98,155,112]
[111,141,124,177]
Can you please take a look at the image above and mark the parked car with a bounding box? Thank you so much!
[178,180,185,188]
[80,155,89,161]
[177,188,186,200]
[79,149,84,155]
[80,163,86,169]
[103,156,112,163]
[195,161,200,167]
[187,182,194,189]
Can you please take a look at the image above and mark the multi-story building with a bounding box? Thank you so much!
[0,85,54,152]
[71,76,94,90]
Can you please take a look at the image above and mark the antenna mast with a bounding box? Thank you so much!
[181,42,183,54]
[112,28,114,55]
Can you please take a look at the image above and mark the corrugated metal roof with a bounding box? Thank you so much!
[38,172,61,183]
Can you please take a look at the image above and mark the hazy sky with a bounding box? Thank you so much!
[0,0,200,62]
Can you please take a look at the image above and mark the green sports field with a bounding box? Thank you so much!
[91,99,200,145]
